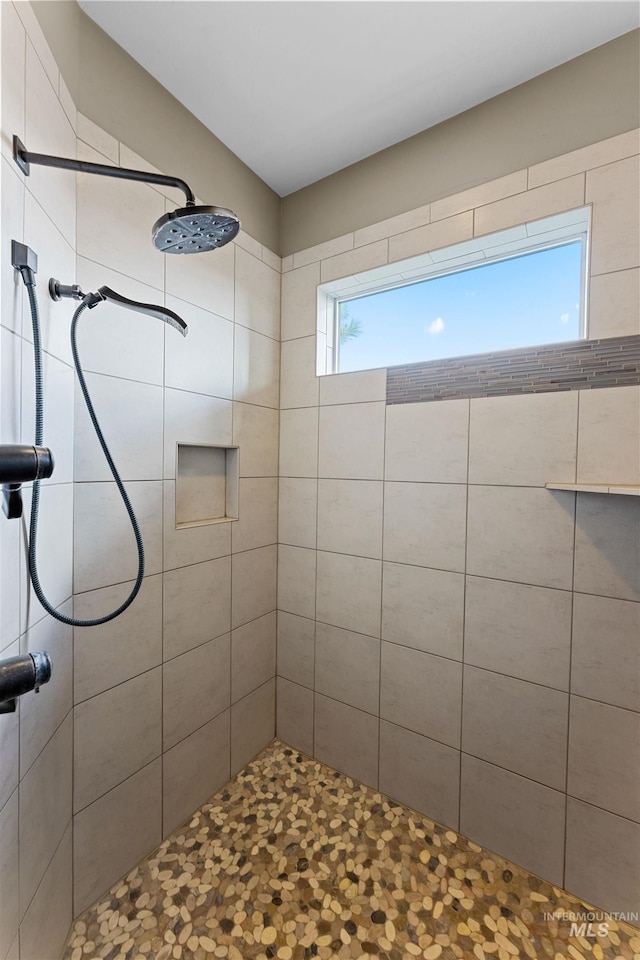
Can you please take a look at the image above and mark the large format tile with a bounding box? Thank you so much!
[277,612,315,688]
[276,678,314,756]
[0,790,19,959]
[279,407,318,478]
[568,696,640,822]
[571,593,640,712]
[0,641,19,813]
[163,481,231,571]
[460,754,565,887]
[379,721,459,831]
[231,611,276,704]
[73,575,162,703]
[165,230,234,320]
[321,240,387,284]
[232,477,278,553]
[474,175,584,238]
[19,823,72,960]
[73,481,162,594]
[74,667,162,812]
[280,336,319,409]
[19,713,72,915]
[73,759,162,916]
[0,451,20,648]
[163,710,231,837]
[382,562,464,660]
[462,667,568,790]
[318,402,385,480]
[319,369,386,406]
[231,545,277,629]
[587,155,640,275]
[1,3,26,164]
[0,160,24,337]
[278,478,317,548]
[164,388,232,478]
[383,482,467,573]
[467,486,575,589]
[163,557,231,660]
[277,545,317,619]
[385,398,469,483]
[21,481,73,632]
[314,695,379,790]
[315,622,380,715]
[166,294,234,400]
[574,493,640,601]
[577,386,640,485]
[281,262,320,341]
[380,643,462,748]
[231,678,275,774]
[565,798,640,917]
[528,129,640,188]
[234,324,279,408]
[469,392,578,486]
[388,213,472,263]
[234,246,280,339]
[588,267,640,339]
[163,635,230,750]
[234,403,279,477]
[464,577,572,690]
[317,479,383,559]
[316,551,382,638]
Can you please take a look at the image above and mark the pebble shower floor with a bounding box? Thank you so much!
[63,740,639,960]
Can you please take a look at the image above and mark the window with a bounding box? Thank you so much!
[317,207,590,375]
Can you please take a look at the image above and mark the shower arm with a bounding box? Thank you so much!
[13,135,196,206]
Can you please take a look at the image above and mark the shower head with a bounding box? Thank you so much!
[49,279,188,336]
[152,205,240,254]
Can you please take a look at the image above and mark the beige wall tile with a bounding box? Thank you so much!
[280,336,319,408]
[163,710,231,837]
[234,325,280,409]
[572,593,640,712]
[234,403,279,478]
[164,389,233,478]
[469,391,578,487]
[318,402,386,480]
[0,512,20,652]
[23,482,73,631]
[0,641,19,811]
[382,562,464,661]
[587,155,640,276]
[383,482,467,573]
[319,368,387,406]
[529,129,640,188]
[277,612,315,688]
[0,790,19,958]
[281,262,320,341]
[15,2,58,91]
[568,696,640,822]
[389,212,473,263]
[232,477,278,553]
[316,551,382,638]
[293,233,353,269]
[465,577,572,690]
[231,545,277,629]
[574,494,640,601]
[19,823,72,960]
[73,759,161,916]
[317,479,383,559]
[565,798,640,916]
[462,667,568,790]
[73,481,162,594]
[233,230,263,259]
[315,622,380,715]
[20,612,72,775]
[163,557,231,660]
[314,695,378,790]
[232,611,276,703]
[474,175,585,237]
[166,295,234,400]
[431,170,528,222]
[354,204,431,247]
[278,545,317,619]
[163,635,230,750]
[1,162,24,337]
[234,246,280,339]
[276,678,314,756]
[281,255,294,273]
[163,481,231,571]
[379,721,459,831]
[460,754,565,886]
[261,245,281,273]
[231,678,275,773]
[577,386,640,485]
[74,668,161,812]
[278,478,317,549]
[19,713,72,913]
[321,240,388,284]
[380,643,462,748]
[1,4,26,166]
[467,486,575,590]
[588,268,640,339]
[166,230,234,321]
[385,398,469,483]
[77,112,118,162]
[279,407,318,478]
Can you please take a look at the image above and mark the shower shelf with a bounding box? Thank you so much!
[545,482,640,496]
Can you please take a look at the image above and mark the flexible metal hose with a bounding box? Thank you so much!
[26,281,145,626]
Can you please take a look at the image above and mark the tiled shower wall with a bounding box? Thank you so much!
[1,4,279,957]
[276,129,640,916]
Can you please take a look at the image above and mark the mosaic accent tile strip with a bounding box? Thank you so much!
[386,335,640,404]
[62,739,639,960]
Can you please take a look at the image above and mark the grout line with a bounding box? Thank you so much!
[459,397,471,831]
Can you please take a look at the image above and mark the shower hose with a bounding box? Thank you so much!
[25,277,145,626]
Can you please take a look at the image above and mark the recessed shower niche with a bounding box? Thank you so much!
[175,443,239,527]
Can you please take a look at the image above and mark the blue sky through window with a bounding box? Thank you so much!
[337,241,583,372]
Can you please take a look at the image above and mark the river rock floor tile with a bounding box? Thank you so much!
[63,739,639,960]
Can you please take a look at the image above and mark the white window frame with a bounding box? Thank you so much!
[317,206,591,376]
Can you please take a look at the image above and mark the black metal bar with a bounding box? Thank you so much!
[13,135,196,205]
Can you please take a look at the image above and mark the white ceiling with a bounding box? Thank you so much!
[78,1,639,197]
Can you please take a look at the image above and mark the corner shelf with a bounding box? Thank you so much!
[545,482,640,496]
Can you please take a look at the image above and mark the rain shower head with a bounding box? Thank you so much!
[153,205,240,254]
